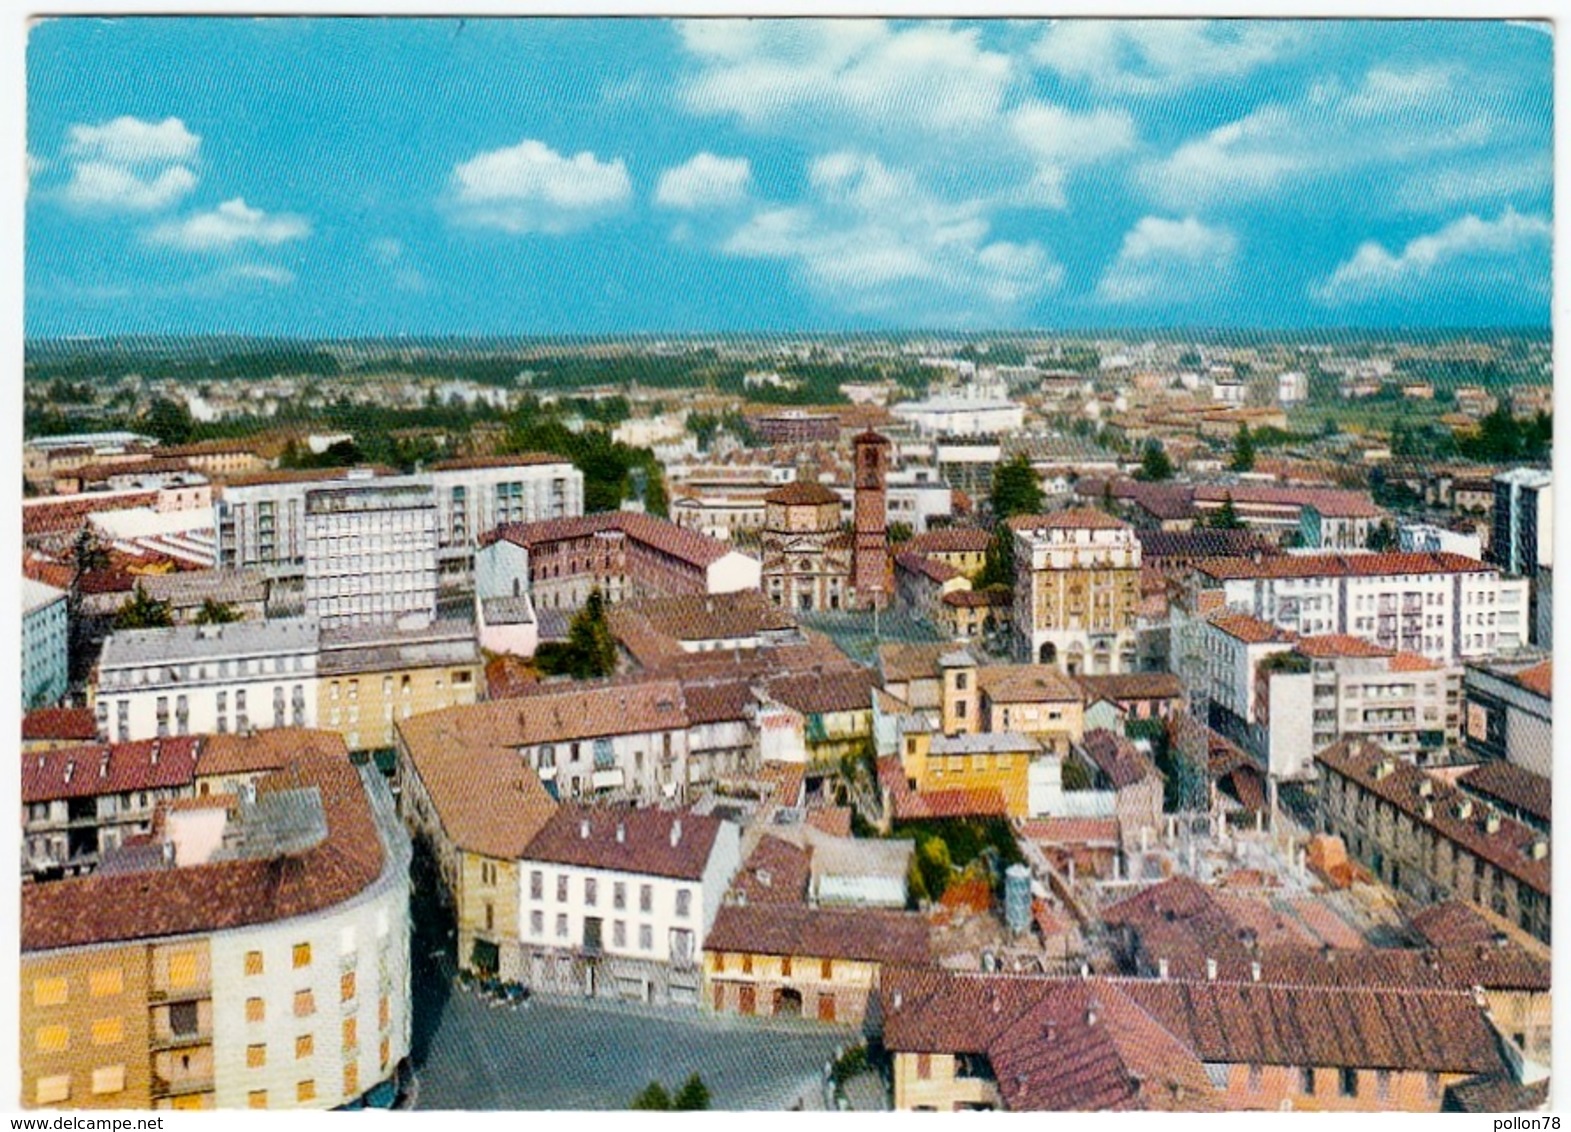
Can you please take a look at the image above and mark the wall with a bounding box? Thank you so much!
[20,942,154,1109]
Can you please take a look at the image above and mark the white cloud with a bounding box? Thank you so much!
[63,161,198,212]
[720,151,1061,318]
[449,139,631,234]
[147,198,310,252]
[1096,215,1238,305]
[678,20,1013,137]
[1032,20,1295,95]
[369,237,404,263]
[655,153,752,210]
[230,263,297,286]
[1140,65,1506,210]
[57,115,202,213]
[1310,209,1550,305]
[67,116,200,164]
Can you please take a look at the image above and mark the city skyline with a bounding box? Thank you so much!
[26,17,1554,338]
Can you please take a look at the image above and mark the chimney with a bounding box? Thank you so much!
[580,818,590,840]
[64,761,74,785]
[161,841,175,866]
[151,741,160,766]
[1250,961,1262,983]
[1079,961,1090,980]
[1455,799,1473,820]
[1531,838,1548,860]
[1422,800,1434,821]
[1417,779,1433,798]
[1086,997,1099,1027]
[891,990,903,1012]
[1485,811,1501,834]
[990,989,1001,1015]
[616,821,626,844]
[1205,957,1217,982]
[670,819,683,847]
[1157,958,1169,981]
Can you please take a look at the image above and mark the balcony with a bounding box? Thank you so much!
[150,1027,212,1052]
[151,1074,214,1099]
[148,984,212,1005]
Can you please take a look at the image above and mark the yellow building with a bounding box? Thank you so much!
[938,651,1084,756]
[702,904,929,1026]
[898,728,1038,819]
[1008,509,1142,675]
[317,622,481,753]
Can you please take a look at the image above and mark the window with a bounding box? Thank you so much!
[640,884,653,913]
[297,1080,317,1104]
[556,914,568,938]
[821,959,834,979]
[530,910,543,935]
[781,957,792,977]
[35,1076,70,1105]
[531,870,544,899]
[1299,1067,1315,1095]
[1339,1067,1358,1097]
[34,977,67,1007]
[91,1066,125,1096]
[341,972,356,1002]
[676,889,692,918]
[614,882,626,910]
[89,968,122,998]
[343,1017,358,1051]
[345,1063,360,1097]
[381,1037,392,1070]
[90,1017,122,1046]
[614,921,627,947]
[245,951,264,977]
[295,1033,314,1060]
[557,875,569,902]
[249,1089,268,1109]
[248,1044,267,1068]
[379,996,391,1029]
[585,878,598,907]
[35,1024,69,1053]
[639,925,653,951]
[294,942,312,969]
[1376,1070,1392,1101]
[917,1054,932,1080]
[742,953,754,974]
[295,990,316,1018]
[1247,1064,1262,1093]
[246,997,265,1023]
[1426,1073,1440,1100]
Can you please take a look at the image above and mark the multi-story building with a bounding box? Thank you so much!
[23,577,70,710]
[746,410,841,445]
[133,570,271,626]
[425,455,583,561]
[1185,611,1297,728]
[1398,523,1483,561]
[303,478,437,630]
[702,904,930,1024]
[902,527,991,579]
[1462,657,1552,776]
[482,511,761,614]
[1187,551,1529,666]
[880,968,1509,1112]
[512,807,741,1005]
[94,619,320,743]
[760,481,855,613]
[1491,468,1551,644]
[20,754,412,1110]
[1010,509,1142,674]
[896,727,1039,819]
[22,736,202,878]
[1317,739,1550,944]
[315,619,482,753]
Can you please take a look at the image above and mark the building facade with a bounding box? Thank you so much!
[24,577,70,710]
[760,482,855,613]
[303,478,438,630]
[315,619,482,753]
[1010,510,1143,675]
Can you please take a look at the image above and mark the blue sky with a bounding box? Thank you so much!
[25,18,1554,337]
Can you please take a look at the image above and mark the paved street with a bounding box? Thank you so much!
[410,955,862,1110]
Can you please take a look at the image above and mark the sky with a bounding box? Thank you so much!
[24,17,1555,338]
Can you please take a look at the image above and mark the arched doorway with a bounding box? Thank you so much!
[774,988,804,1018]
[1038,642,1057,665]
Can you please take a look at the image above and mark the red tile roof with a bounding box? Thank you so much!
[1080,729,1159,790]
[1195,551,1494,581]
[23,737,201,804]
[1513,659,1552,699]
[522,806,724,881]
[731,834,811,906]
[1295,634,1393,659]
[1020,818,1121,846]
[1457,761,1551,825]
[198,728,349,779]
[21,707,99,744]
[705,904,929,965]
[1007,507,1131,532]
[894,786,1008,821]
[763,481,843,507]
[1207,612,1291,645]
[894,551,961,584]
[903,527,992,555]
[487,510,740,569]
[429,453,572,471]
[22,755,386,952]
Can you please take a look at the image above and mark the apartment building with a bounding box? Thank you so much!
[1009,509,1142,674]
[513,807,740,1005]
[880,967,1510,1112]
[1491,468,1552,576]
[1462,657,1552,776]
[1184,611,1296,727]
[703,904,930,1024]
[24,577,70,710]
[901,527,991,578]
[22,736,202,878]
[316,619,482,753]
[1316,739,1550,944]
[896,727,1040,820]
[484,511,760,613]
[94,619,320,743]
[425,455,583,557]
[20,755,412,1111]
[1187,551,1529,665]
[303,478,437,630]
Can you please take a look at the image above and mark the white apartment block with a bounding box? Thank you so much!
[304,479,438,630]
[95,619,320,743]
[1190,552,1528,666]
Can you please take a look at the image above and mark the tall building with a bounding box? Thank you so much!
[23,577,70,710]
[852,430,892,610]
[760,482,854,613]
[1492,468,1553,576]
[1009,509,1142,675]
[303,478,438,631]
[20,755,412,1110]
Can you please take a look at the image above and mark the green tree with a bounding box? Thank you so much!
[1229,424,1256,472]
[976,524,1015,590]
[887,521,914,546]
[988,453,1044,522]
[541,588,620,680]
[1137,440,1174,482]
[144,397,194,446]
[630,1083,672,1111]
[113,583,173,630]
[192,598,241,625]
[1365,519,1397,552]
[915,835,954,901]
[673,1074,711,1111]
[1207,493,1245,530]
[643,464,669,519]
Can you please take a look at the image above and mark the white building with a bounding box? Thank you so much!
[303,478,437,630]
[1399,523,1483,560]
[23,578,70,710]
[516,807,741,1004]
[891,392,1024,438]
[1189,551,1529,665]
[1186,610,1296,726]
[1277,371,1309,406]
[95,619,320,743]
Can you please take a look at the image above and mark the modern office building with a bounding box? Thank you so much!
[302,478,438,630]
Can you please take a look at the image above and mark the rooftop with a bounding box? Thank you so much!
[1456,761,1551,826]
[23,736,202,804]
[763,481,843,507]
[197,728,349,780]
[1007,507,1132,533]
[487,511,742,570]
[99,617,320,668]
[522,806,725,881]
[705,904,929,965]
[1193,551,1494,582]
[903,527,992,555]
